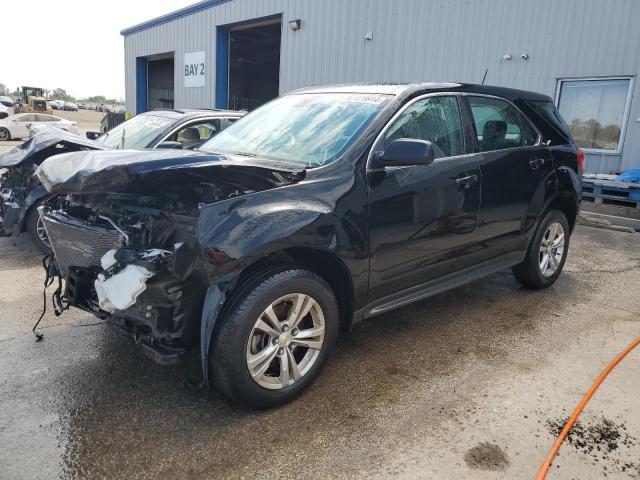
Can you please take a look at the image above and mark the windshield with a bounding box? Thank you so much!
[97,113,175,149]
[199,93,390,167]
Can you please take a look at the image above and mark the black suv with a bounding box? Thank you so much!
[37,83,582,408]
[0,108,243,252]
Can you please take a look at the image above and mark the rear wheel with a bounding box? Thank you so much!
[25,205,52,254]
[0,127,10,141]
[211,269,338,409]
[513,210,570,289]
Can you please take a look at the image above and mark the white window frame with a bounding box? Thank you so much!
[554,75,635,155]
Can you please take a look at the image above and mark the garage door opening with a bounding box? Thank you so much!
[227,19,281,111]
[147,53,175,110]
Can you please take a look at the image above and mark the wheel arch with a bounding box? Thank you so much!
[223,246,355,331]
[546,192,579,232]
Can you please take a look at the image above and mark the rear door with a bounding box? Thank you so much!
[367,94,481,301]
[463,95,554,261]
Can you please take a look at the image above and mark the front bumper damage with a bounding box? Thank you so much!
[42,210,205,365]
[34,147,305,374]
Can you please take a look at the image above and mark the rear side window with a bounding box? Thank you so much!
[521,100,573,145]
[468,96,538,152]
[383,96,465,158]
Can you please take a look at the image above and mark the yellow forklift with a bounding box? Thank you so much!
[13,86,53,114]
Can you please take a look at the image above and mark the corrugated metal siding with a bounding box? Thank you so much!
[124,0,640,173]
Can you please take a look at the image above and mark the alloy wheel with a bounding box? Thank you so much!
[35,216,51,249]
[0,129,8,140]
[246,293,325,390]
[539,222,565,277]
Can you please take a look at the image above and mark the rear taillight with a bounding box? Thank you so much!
[576,147,584,173]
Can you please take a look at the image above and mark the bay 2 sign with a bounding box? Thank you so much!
[184,51,205,88]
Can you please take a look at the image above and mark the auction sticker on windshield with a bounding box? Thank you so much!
[343,94,388,104]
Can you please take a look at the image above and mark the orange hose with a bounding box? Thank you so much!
[535,337,640,480]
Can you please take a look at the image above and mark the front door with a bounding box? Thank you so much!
[367,95,481,302]
[463,96,554,261]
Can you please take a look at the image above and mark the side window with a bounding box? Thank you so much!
[383,96,464,159]
[37,114,58,122]
[172,120,222,148]
[17,114,37,122]
[468,96,538,152]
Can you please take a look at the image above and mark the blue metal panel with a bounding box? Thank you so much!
[215,26,229,109]
[136,57,148,114]
[121,0,232,36]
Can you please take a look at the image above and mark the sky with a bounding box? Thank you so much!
[0,0,194,100]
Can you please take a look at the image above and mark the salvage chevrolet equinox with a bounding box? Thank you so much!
[36,83,582,408]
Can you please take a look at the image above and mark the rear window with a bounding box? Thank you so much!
[519,100,573,145]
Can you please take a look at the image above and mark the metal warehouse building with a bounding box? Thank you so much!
[122,0,640,173]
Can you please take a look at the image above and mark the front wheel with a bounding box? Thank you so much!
[0,127,10,141]
[210,269,338,409]
[25,205,52,254]
[513,210,570,289]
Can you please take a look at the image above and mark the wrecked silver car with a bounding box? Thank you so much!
[0,127,107,251]
[1,109,243,252]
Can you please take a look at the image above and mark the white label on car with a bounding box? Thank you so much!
[184,51,206,88]
[343,94,387,104]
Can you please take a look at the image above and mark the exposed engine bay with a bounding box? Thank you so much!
[42,182,254,361]
[37,148,305,363]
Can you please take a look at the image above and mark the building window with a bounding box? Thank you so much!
[556,77,634,154]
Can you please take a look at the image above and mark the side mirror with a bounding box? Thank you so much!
[379,138,435,166]
[156,141,183,150]
[86,131,101,140]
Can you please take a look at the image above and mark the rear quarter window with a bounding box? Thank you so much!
[518,100,573,146]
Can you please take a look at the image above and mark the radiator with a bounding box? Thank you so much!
[41,211,123,275]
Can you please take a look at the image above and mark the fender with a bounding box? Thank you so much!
[199,285,225,387]
[195,168,369,295]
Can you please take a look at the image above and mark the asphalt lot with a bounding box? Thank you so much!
[0,225,639,479]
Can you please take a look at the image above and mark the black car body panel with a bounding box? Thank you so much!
[36,83,581,376]
[36,149,305,195]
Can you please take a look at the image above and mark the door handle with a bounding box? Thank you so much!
[455,174,478,188]
[529,158,545,170]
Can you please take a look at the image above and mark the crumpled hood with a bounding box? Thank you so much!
[0,126,107,168]
[36,148,306,195]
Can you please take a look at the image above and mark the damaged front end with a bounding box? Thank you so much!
[37,149,305,364]
[0,127,106,238]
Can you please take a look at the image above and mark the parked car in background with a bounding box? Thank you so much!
[76,103,85,109]
[97,104,111,112]
[48,100,64,110]
[0,96,15,107]
[0,108,243,252]
[63,102,78,111]
[0,113,79,140]
[0,103,8,119]
[35,83,582,408]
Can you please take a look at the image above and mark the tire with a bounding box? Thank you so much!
[0,127,10,141]
[211,268,339,409]
[25,205,52,254]
[513,210,570,289]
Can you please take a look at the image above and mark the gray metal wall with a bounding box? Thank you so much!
[123,0,640,173]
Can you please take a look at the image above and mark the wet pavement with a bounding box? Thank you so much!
[1,225,639,479]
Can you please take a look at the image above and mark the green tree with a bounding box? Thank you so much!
[49,88,73,101]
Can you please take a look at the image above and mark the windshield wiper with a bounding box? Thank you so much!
[225,150,258,158]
